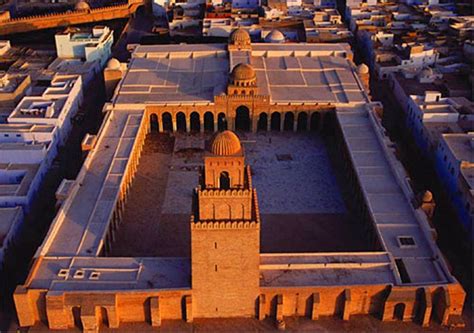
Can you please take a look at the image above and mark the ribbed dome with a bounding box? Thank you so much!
[231,63,256,82]
[229,28,251,45]
[357,63,369,74]
[265,29,285,43]
[106,58,120,70]
[75,0,90,10]
[210,131,242,156]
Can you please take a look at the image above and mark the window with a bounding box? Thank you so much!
[73,270,85,279]
[58,269,69,278]
[397,236,416,248]
[89,272,100,280]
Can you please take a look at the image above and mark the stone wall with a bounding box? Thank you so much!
[0,0,142,35]
[191,221,260,318]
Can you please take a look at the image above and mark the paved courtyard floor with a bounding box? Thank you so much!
[111,131,369,257]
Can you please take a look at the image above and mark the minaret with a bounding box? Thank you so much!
[191,131,261,318]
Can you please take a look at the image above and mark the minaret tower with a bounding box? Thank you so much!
[191,131,261,318]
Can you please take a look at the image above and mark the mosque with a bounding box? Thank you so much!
[13,29,465,332]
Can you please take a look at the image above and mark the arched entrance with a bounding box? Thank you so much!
[297,112,308,131]
[393,303,406,321]
[204,112,214,132]
[150,114,158,132]
[271,112,281,131]
[219,171,230,190]
[284,112,294,131]
[162,112,172,132]
[217,113,227,131]
[176,112,186,132]
[72,306,82,329]
[99,307,109,328]
[235,106,250,131]
[310,112,320,131]
[190,112,200,132]
[257,113,268,131]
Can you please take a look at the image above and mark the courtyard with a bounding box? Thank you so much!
[110,131,369,257]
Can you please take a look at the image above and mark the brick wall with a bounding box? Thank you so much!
[191,223,260,318]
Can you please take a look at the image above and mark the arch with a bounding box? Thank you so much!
[218,203,231,220]
[310,112,320,131]
[271,112,281,131]
[241,90,246,95]
[190,112,200,132]
[99,307,109,327]
[283,112,294,131]
[217,113,227,131]
[297,112,308,131]
[393,303,406,321]
[72,306,82,329]
[162,112,172,132]
[235,105,250,131]
[204,112,214,132]
[257,113,268,131]
[219,171,230,190]
[176,112,186,132]
[150,114,158,132]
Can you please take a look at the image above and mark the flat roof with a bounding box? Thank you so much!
[442,133,474,164]
[115,43,367,105]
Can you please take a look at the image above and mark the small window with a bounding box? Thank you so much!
[397,236,416,248]
[58,269,69,278]
[73,270,85,279]
[89,271,100,280]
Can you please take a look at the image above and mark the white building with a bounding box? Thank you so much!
[8,75,83,146]
[55,26,114,68]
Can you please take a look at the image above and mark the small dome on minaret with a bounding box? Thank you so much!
[230,63,256,87]
[228,28,251,50]
[210,131,242,156]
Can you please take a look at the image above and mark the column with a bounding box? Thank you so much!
[293,117,298,132]
[184,295,193,323]
[342,289,352,321]
[13,286,36,327]
[105,306,119,329]
[311,293,320,320]
[252,117,258,133]
[258,294,266,320]
[275,294,285,330]
[279,116,284,132]
[45,293,69,330]
[267,116,271,132]
[307,113,311,131]
[420,288,432,327]
[200,120,204,133]
[172,119,177,132]
[80,305,98,333]
[158,118,163,133]
[214,120,218,132]
[186,115,190,133]
[150,297,161,327]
